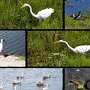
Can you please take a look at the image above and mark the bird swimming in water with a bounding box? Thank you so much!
[69,79,85,89]
[16,73,25,79]
[43,74,51,80]
[13,77,21,85]
[36,79,44,86]
[69,79,90,90]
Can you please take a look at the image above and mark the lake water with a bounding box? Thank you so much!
[0,68,62,90]
[65,0,90,14]
[0,31,25,56]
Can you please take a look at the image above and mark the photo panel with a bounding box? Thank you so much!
[0,0,63,29]
[65,68,90,90]
[0,30,25,67]
[27,31,90,67]
[0,68,63,90]
[65,0,90,29]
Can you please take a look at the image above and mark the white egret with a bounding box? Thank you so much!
[0,82,3,90]
[43,74,51,80]
[0,39,8,57]
[55,40,90,54]
[0,39,4,53]
[21,3,54,21]
[36,79,44,86]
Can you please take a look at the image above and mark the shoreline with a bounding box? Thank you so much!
[0,55,25,67]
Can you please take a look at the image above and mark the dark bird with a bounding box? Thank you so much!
[70,11,84,20]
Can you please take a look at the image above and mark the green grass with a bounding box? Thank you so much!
[0,0,62,29]
[16,56,25,61]
[65,15,90,29]
[27,31,90,67]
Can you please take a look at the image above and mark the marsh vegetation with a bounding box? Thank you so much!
[0,0,62,29]
[27,31,90,67]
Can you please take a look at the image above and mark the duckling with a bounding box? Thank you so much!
[36,79,44,86]
[43,74,51,80]
[69,79,85,89]
[16,73,25,79]
[13,77,21,85]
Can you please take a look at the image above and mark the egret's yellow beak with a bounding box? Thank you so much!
[20,5,25,9]
[54,41,59,43]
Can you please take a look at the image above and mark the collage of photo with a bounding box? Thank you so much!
[0,0,90,90]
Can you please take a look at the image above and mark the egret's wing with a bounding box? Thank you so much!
[75,45,90,53]
[38,8,54,18]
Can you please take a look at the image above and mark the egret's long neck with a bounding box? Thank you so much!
[62,41,75,52]
[27,5,38,18]
[1,40,3,44]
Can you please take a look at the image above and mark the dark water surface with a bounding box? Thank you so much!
[65,0,90,14]
[0,31,25,56]
[0,68,62,90]
[65,68,90,90]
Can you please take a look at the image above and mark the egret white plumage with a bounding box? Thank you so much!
[55,40,90,54]
[0,39,4,53]
[0,39,8,57]
[21,3,54,21]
